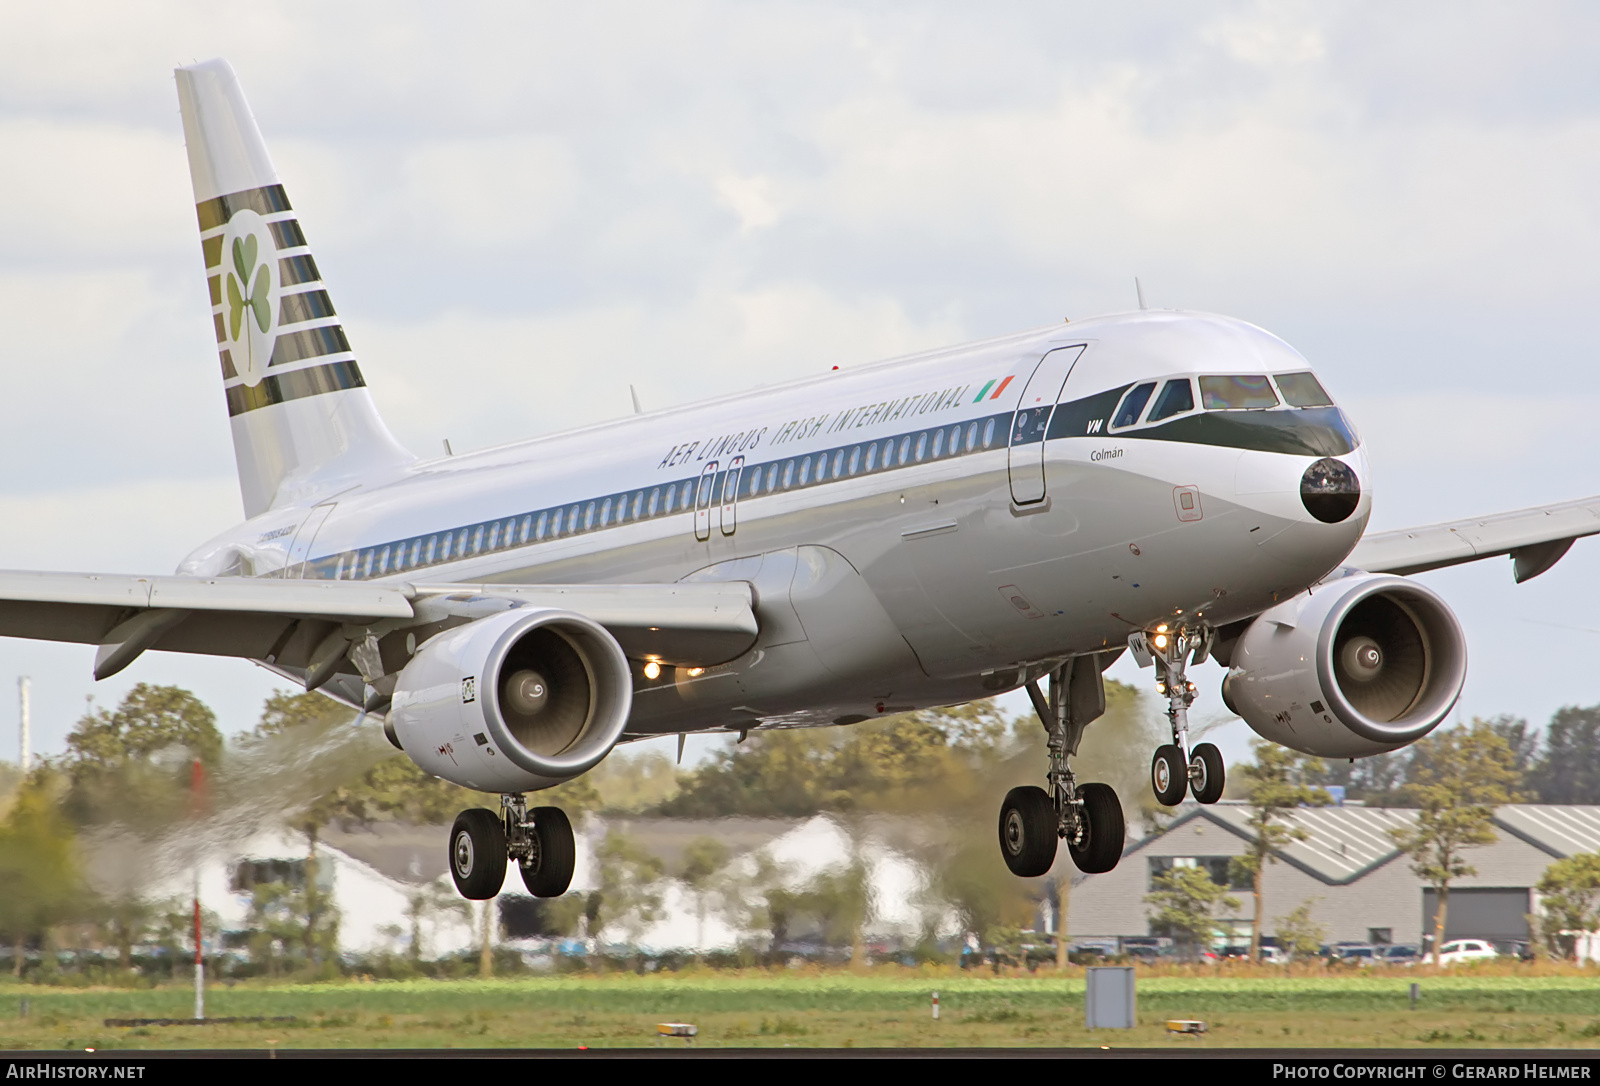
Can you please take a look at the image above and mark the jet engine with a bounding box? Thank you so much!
[389,608,632,792]
[1219,572,1467,759]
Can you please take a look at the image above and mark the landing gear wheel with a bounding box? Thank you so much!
[998,785,1058,877]
[449,808,507,900]
[1069,783,1126,874]
[1189,742,1225,805]
[518,807,576,897]
[1151,744,1187,806]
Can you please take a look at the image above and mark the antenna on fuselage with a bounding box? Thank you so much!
[630,385,644,415]
[1135,277,1148,310]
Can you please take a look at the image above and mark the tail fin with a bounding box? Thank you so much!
[175,59,414,518]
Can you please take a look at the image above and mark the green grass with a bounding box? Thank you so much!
[3,971,1599,1050]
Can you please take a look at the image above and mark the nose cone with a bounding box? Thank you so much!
[1235,446,1371,586]
[1301,457,1361,523]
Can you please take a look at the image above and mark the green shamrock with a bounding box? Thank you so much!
[226,234,271,340]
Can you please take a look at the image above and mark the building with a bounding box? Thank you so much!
[1065,802,1600,949]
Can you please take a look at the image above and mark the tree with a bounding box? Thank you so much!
[247,691,363,965]
[0,772,81,975]
[587,830,665,951]
[1529,705,1600,803]
[404,880,470,963]
[1145,865,1239,959]
[678,836,731,957]
[1236,741,1330,961]
[61,684,223,828]
[1535,853,1600,960]
[1388,722,1521,962]
[1274,899,1327,962]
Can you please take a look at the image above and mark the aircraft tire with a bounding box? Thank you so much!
[519,806,576,897]
[998,785,1058,877]
[1190,743,1226,805]
[1151,744,1187,806]
[449,808,508,900]
[1069,783,1125,874]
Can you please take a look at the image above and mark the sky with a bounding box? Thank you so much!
[3,2,1600,774]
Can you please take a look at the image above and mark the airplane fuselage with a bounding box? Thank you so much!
[179,308,1370,739]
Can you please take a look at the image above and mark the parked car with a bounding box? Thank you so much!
[1336,944,1379,965]
[1382,944,1422,966]
[1437,939,1498,966]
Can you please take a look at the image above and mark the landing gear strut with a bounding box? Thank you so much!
[1135,625,1225,806]
[998,656,1126,877]
[448,795,576,900]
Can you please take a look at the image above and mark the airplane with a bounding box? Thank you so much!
[3,58,1597,901]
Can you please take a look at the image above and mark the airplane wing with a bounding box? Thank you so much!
[1346,494,1600,582]
[0,571,757,680]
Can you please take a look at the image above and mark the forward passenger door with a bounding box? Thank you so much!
[1007,345,1085,504]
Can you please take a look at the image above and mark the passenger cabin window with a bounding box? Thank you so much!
[1148,378,1195,423]
[1275,371,1334,407]
[1199,375,1278,410]
[1112,382,1157,429]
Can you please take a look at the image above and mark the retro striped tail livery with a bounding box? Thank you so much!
[0,58,1596,898]
[175,60,413,517]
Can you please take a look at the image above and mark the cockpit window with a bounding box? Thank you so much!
[1199,375,1278,410]
[1274,371,1334,407]
[1147,378,1195,423]
[1112,382,1157,429]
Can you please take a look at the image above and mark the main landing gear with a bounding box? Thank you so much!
[998,656,1126,878]
[449,794,576,900]
[1135,624,1225,807]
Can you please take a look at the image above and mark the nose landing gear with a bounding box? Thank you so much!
[448,794,577,900]
[997,655,1127,877]
[1133,625,1226,806]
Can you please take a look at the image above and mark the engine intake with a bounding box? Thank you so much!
[390,608,632,792]
[1221,572,1466,758]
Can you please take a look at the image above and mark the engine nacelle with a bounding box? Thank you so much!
[1220,572,1467,759]
[390,608,632,792]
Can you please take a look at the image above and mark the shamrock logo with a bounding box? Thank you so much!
[227,234,271,341]
[218,208,278,386]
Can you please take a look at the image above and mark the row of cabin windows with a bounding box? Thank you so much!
[310,411,1010,580]
[747,416,999,498]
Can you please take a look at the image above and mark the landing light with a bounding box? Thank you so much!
[687,667,705,677]
[642,661,661,680]
[1153,633,1168,650]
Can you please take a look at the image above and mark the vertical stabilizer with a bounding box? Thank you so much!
[175,59,414,517]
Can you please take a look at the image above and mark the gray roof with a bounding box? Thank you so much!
[1493,805,1600,859]
[1199,803,1418,883]
[1126,802,1600,886]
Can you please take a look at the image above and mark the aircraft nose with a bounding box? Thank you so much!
[1301,457,1361,523]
